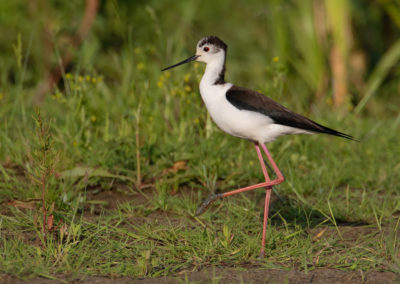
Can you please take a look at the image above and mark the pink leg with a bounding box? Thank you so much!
[260,143,284,182]
[259,143,285,256]
[219,143,284,198]
[255,144,272,257]
[195,143,285,256]
[260,188,272,257]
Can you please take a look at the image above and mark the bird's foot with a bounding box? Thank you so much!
[195,193,223,216]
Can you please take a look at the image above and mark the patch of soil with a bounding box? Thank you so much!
[1,268,399,284]
[178,268,398,284]
[84,184,145,212]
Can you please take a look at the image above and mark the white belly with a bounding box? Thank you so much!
[199,83,310,143]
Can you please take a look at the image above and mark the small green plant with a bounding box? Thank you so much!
[26,108,60,243]
[135,104,142,190]
[137,249,151,276]
[220,224,233,249]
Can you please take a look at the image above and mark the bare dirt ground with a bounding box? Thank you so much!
[1,268,399,284]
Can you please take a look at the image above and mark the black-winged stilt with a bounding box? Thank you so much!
[162,36,355,257]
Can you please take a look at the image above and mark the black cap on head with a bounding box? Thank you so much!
[198,36,227,51]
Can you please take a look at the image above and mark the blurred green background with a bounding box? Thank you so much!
[1,0,400,113]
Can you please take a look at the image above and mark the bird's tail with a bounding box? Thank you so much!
[313,122,359,141]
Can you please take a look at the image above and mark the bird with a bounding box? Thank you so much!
[162,36,355,257]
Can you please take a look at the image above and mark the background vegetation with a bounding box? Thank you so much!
[0,0,399,281]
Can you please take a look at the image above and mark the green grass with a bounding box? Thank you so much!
[1,0,400,281]
[1,96,399,280]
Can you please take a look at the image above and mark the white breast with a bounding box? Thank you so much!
[199,81,272,141]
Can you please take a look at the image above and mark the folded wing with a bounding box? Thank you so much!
[226,85,356,140]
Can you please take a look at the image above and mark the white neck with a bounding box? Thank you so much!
[200,55,226,87]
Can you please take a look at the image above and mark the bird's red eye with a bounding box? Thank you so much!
[203,47,209,52]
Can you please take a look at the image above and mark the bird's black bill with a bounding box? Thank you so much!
[161,55,199,71]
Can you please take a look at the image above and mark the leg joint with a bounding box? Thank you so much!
[276,176,284,184]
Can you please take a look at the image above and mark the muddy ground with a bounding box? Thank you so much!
[1,268,399,284]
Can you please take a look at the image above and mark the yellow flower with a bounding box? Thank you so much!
[272,56,279,63]
[164,71,171,78]
[134,47,141,55]
[78,76,83,82]
[65,73,72,79]
[194,62,199,68]
[91,115,97,122]
[184,73,191,82]
[92,77,97,83]
[86,75,91,81]
[136,62,145,70]
[52,92,62,100]
[184,85,192,92]
[157,80,164,88]
[194,118,200,124]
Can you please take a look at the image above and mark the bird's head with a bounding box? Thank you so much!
[195,36,227,64]
[162,36,227,71]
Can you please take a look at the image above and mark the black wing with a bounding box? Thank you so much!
[226,85,356,140]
